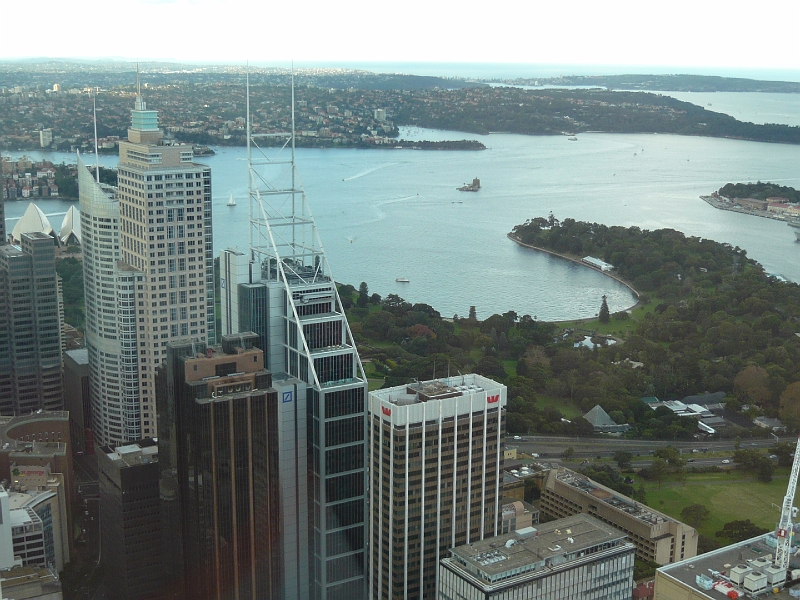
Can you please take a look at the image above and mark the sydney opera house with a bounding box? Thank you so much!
[8,202,81,247]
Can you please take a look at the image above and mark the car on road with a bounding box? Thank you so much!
[721,459,731,464]
[513,436,522,440]
[770,455,778,459]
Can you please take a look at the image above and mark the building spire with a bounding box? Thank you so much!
[93,91,100,183]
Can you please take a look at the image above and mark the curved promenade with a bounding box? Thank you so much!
[507,233,643,321]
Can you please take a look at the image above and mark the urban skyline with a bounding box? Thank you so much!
[4,41,800,600]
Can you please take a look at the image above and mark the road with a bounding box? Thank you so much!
[506,435,790,459]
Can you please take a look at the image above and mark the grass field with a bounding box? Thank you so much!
[535,395,582,419]
[643,470,788,539]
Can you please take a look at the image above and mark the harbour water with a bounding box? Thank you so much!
[6,119,800,321]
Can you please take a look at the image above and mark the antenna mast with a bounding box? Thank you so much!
[93,91,100,183]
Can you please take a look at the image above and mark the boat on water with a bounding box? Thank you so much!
[396,278,409,283]
[567,136,578,141]
[788,219,800,241]
[227,193,236,207]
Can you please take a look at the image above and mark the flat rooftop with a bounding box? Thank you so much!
[658,533,800,599]
[554,468,674,527]
[372,374,502,406]
[449,514,629,582]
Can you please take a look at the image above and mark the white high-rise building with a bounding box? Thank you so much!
[79,75,214,446]
[368,375,506,600]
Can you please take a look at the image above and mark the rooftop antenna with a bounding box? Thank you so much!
[432,359,436,381]
[246,62,252,250]
[291,61,296,219]
[136,63,141,98]
[92,91,100,183]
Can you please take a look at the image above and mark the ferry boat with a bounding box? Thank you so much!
[396,277,409,283]
[788,219,800,241]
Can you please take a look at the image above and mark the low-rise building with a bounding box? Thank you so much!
[0,565,62,599]
[540,467,698,564]
[655,532,792,599]
[499,499,538,534]
[584,404,630,433]
[439,514,635,600]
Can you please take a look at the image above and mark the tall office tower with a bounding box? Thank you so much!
[219,82,368,600]
[368,375,506,600]
[156,333,300,599]
[78,153,143,446]
[98,439,162,600]
[81,74,214,445]
[0,231,63,414]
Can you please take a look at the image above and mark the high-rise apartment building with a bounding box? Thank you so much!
[79,76,214,446]
[156,333,301,599]
[219,93,368,600]
[0,231,63,414]
[367,375,506,600]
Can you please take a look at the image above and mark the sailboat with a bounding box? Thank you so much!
[227,193,236,207]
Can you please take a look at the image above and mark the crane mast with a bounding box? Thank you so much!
[775,435,800,573]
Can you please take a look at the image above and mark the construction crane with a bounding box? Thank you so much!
[774,434,800,576]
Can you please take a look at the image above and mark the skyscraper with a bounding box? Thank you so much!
[78,152,142,445]
[156,333,300,599]
[368,375,506,600]
[117,73,215,440]
[219,78,368,600]
[0,231,63,414]
[79,74,215,445]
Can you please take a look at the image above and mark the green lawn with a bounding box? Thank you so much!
[643,470,787,539]
[536,394,582,419]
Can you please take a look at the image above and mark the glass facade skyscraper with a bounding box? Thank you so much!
[218,85,368,600]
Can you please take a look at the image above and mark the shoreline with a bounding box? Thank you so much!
[699,195,790,221]
[507,233,643,323]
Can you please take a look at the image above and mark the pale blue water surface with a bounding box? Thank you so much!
[6,116,800,320]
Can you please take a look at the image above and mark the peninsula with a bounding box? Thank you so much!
[701,182,800,223]
[4,62,800,152]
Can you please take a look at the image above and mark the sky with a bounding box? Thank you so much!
[3,0,800,78]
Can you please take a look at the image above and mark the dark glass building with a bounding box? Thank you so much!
[0,231,63,414]
[157,332,297,600]
[98,438,162,600]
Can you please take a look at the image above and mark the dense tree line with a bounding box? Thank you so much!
[509,217,800,432]
[718,181,800,203]
[393,87,800,145]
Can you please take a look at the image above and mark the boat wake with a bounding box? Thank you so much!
[342,163,397,181]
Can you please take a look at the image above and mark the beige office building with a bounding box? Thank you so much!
[91,77,215,442]
[368,375,506,600]
[541,467,698,565]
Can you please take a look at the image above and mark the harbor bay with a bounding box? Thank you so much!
[6,128,800,320]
